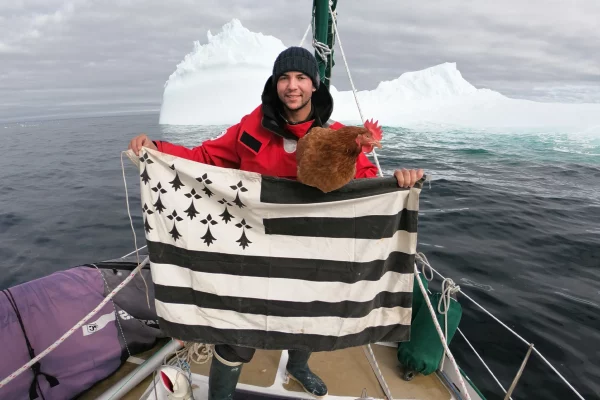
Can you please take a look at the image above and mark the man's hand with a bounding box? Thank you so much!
[394,168,424,188]
[128,134,157,156]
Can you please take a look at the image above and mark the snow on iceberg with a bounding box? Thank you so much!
[330,64,600,130]
[159,19,600,130]
[159,19,285,125]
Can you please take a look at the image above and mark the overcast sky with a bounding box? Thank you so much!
[1,0,599,122]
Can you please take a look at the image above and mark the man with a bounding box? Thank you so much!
[129,46,424,400]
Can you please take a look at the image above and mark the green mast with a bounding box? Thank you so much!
[312,0,337,89]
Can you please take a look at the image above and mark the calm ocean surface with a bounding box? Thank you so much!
[1,113,598,399]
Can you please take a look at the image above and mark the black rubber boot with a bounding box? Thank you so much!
[208,351,243,400]
[286,350,328,398]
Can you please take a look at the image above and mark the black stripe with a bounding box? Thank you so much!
[154,286,412,318]
[260,176,425,204]
[147,241,414,283]
[240,131,262,153]
[157,318,410,352]
[264,208,418,238]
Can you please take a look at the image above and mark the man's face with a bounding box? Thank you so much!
[276,72,316,112]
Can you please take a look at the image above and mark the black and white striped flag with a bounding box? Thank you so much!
[132,148,422,352]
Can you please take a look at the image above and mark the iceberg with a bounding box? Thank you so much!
[159,19,600,131]
[159,19,285,126]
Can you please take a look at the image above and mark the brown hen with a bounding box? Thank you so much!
[296,119,382,193]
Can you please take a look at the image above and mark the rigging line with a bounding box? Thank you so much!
[457,328,510,396]
[413,263,472,399]
[418,255,585,400]
[437,278,460,371]
[0,150,152,390]
[121,245,148,259]
[0,258,149,390]
[299,22,311,47]
[327,2,383,177]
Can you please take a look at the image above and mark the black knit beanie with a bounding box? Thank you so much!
[272,46,320,89]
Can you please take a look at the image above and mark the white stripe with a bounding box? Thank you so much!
[146,221,416,262]
[268,229,416,261]
[155,301,411,337]
[257,188,420,219]
[151,263,413,303]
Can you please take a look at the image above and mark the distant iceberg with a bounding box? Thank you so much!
[159,19,600,131]
[159,19,285,126]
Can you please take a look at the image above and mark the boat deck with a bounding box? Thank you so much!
[78,340,452,399]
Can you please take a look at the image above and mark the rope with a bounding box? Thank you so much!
[0,258,148,390]
[0,150,151,390]
[327,2,383,177]
[120,245,148,259]
[310,3,330,63]
[312,38,332,63]
[308,5,332,84]
[417,263,508,396]
[437,278,460,370]
[417,251,434,281]
[456,328,509,396]
[362,346,393,400]
[419,255,586,400]
[299,23,311,47]
[167,343,213,366]
[413,263,472,399]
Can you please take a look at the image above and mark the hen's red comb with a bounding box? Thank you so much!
[364,118,383,141]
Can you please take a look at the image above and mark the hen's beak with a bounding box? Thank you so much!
[371,140,382,149]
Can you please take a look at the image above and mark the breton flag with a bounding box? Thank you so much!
[130,148,423,352]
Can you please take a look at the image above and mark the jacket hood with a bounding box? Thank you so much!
[260,75,335,140]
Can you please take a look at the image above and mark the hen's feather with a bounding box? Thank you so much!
[296,126,368,193]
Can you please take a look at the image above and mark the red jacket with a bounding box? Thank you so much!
[154,105,379,180]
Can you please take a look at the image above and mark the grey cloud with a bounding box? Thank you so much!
[327,1,600,99]
[1,0,599,122]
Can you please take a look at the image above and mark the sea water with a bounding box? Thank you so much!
[1,114,598,400]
